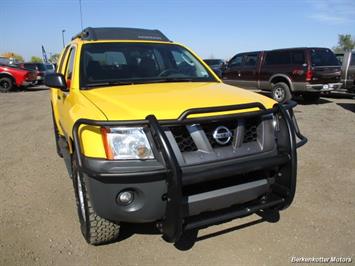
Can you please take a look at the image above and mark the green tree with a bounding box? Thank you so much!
[333,34,355,52]
[30,56,42,63]
[49,53,60,63]
[1,52,24,62]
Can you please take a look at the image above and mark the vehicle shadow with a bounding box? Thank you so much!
[295,97,332,106]
[25,86,49,92]
[322,91,355,99]
[115,210,280,251]
[116,222,161,243]
[174,210,280,251]
[336,103,355,113]
[8,86,49,93]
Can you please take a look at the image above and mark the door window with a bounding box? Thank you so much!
[229,55,243,67]
[58,46,70,73]
[65,47,76,88]
[244,54,258,66]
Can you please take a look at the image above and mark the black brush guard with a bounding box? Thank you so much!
[72,101,307,243]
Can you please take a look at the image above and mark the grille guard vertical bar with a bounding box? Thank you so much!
[146,115,184,243]
[277,103,298,209]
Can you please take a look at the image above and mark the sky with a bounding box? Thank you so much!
[1,0,355,61]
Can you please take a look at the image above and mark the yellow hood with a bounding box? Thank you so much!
[81,82,276,120]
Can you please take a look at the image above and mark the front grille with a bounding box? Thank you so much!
[169,126,198,152]
[169,117,260,153]
[243,119,258,143]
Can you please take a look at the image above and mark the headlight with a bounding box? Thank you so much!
[101,127,154,160]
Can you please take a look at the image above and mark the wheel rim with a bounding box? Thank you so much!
[76,173,86,222]
[0,80,10,89]
[273,87,285,101]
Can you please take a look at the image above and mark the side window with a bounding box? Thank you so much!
[229,55,243,67]
[265,51,291,65]
[57,46,70,73]
[291,51,305,65]
[350,54,355,66]
[336,54,344,64]
[64,47,76,88]
[244,53,258,66]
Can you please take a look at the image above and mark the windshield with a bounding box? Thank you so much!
[311,49,340,66]
[0,57,10,65]
[204,59,223,66]
[80,43,216,88]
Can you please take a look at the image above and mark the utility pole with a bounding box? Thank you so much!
[62,30,66,48]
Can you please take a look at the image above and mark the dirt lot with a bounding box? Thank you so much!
[0,88,354,266]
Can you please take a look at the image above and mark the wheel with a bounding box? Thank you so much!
[271,82,292,103]
[51,107,63,158]
[72,154,120,245]
[0,77,14,93]
[303,92,320,103]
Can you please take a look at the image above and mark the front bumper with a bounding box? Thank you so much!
[72,101,307,243]
[21,81,33,87]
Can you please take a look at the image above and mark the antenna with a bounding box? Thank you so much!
[79,0,83,30]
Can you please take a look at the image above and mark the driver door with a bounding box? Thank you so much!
[57,46,77,137]
[222,54,244,86]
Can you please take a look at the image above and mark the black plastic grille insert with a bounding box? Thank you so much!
[169,126,198,152]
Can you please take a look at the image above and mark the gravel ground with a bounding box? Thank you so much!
[0,87,354,266]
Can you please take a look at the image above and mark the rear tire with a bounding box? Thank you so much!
[303,92,320,103]
[271,82,292,103]
[72,154,120,245]
[0,77,13,93]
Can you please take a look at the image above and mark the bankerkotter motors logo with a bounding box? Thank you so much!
[290,256,352,263]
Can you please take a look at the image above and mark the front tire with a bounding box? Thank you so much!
[72,155,120,245]
[0,77,13,93]
[271,82,292,103]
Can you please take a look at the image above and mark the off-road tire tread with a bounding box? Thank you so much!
[83,182,120,245]
[72,156,120,245]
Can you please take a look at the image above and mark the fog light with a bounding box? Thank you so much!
[117,190,134,205]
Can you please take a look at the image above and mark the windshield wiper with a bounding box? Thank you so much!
[137,78,203,83]
[157,78,195,82]
[82,78,211,89]
[82,81,134,88]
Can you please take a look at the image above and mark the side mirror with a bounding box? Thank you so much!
[45,73,68,92]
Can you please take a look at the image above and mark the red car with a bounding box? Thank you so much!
[19,63,47,85]
[0,64,37,92]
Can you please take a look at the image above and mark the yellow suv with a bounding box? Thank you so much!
[46,27,307,245]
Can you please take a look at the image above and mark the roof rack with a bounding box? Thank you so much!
[71,27,171,42]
